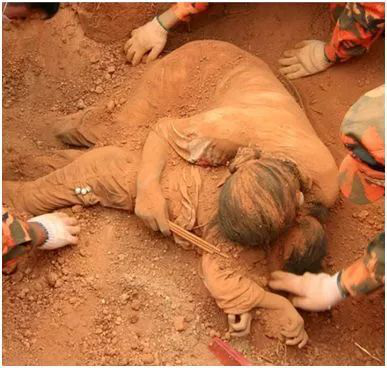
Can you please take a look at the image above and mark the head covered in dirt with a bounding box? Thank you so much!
[218,147,303,248]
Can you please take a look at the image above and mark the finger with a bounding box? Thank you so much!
[291,296,316,310]
[147,218,159,232]
[68,225,81,235]
[147,43,165,63]
[294,40,309,49]
[63,216,78,226]
[286,70,308,80]
[124,38,133,53]
[285,333,304,346]
[230,329,250,337]
[55,212,68,218]
[67,234,79,245]
[131,28,138,37]
[278,56,298,66]
[126,46,136,63]
[269,271,305,295]
[239,313,251,330]
[298,331,308,348]
[132,49,146,66]
[283,49,298,58]
[157,206,170,236]
[279,64,301,76]
[228,314,236,325]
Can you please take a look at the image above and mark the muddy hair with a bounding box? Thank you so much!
[218,156,301,247]
[282,216,327,275]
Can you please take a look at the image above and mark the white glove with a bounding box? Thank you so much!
[269,271,345,311]
[28,212,80,250]
[124,17,168,66]
[227,312,252,337]
[279,40,332,79]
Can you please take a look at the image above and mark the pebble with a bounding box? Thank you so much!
[90,55,100,64]
[104,73,111,80]
[142,353,155,365]
[72,204,83,213]
[173,316,186,332]
[107,66,116,74]
[357,210,369,220]
[131,300,141,311]
[77,99,86,110]
[69,297,77,305]
[209,329,217,337]
[129,313,139,324]
[106,100,115,112]
[95,86,104,94]
[46,272,58,287]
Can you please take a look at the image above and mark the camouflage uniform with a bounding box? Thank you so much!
[337,85,385,296]
[2,207,32,274]
[325,2,385,63]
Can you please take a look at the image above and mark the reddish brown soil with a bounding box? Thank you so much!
[2,3,384,366]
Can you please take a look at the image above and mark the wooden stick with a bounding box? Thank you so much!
[169,221,229,259]
[354,342,382,363]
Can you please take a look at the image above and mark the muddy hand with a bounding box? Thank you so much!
[279,301,308,348]
[124,17,167,66]
[228,312,252,337]
[135,182,171,236]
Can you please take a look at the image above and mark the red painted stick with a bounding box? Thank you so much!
[208,337,253,366]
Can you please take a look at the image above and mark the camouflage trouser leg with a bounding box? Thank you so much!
[325,2,385,62]
[3,147,139,215]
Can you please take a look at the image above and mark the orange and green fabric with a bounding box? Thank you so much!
[2,207,32,274]
[325,2,385,63]
[171,2,208,21]
[338,85,384,205]
[339,232,385,296]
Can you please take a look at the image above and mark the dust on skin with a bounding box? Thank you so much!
[3,40,339,346]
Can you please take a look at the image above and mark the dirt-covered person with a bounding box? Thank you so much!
[2,208,80,275]
[270,85,385,311]
[3,40,340,347]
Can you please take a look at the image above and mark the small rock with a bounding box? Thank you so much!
[46,272,58,287]
[107,66,116,74]
[129,313,139,324]
[72,205,83,213]
[34,282,43,292]
[131,300,141,311]
[77,99,86,110]
[69,297,77,305]
[224,331,231,340]
[95,86,104,94]
[90,55,100,64]
[95,78,102,85]
[120,293,129,303]
[119,98,126,105]
[142,353,155,365]
[174,316,186,332]
[358,210,369,220]
[104,73,111,80]
[18,287,30,299]
[106,100,115,112]
[209,329,217,337]
[55,279,64,288]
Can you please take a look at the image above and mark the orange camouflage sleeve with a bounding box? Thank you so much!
[325,2,385,63]
[171,2,208,21]
[2,207,32,274]
[339,232,385,296]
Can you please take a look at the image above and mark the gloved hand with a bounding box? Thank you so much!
[124,17,168,66]
[227,312,252,337]
[135,181,171,236]
[28,212,80,250]
[269,271,344,311]
[279,40,332,79]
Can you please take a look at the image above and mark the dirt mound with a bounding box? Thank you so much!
[2,3,384,366]
[77,2,169,43]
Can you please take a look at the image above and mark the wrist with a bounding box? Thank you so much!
[157,8,180,31]
[27,222,48,248]
[335,271,349,299]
